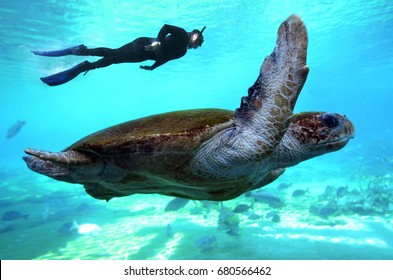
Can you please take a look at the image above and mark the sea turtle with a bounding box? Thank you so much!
[23,15,354,202]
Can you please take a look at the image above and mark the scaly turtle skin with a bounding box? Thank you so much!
[23,15,354,201]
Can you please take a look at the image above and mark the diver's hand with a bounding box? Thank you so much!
[139,65,153,70]
[144,41,160,51]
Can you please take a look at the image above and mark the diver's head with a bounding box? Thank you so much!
[189,26,206,49]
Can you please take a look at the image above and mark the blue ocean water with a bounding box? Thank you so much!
[1,0,393,259]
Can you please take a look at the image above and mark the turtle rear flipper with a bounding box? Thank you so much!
[23,148,104,183]
[83,182,129,202]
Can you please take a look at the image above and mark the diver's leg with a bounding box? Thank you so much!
[80,57,113,69]
[32,45,88,57]
[32,37,154,59]
[80,37,155,60]
[77,47,117,57]
[81,45,149,63]
[32,45,119,57]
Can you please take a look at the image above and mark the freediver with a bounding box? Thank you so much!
[32,24,206,86]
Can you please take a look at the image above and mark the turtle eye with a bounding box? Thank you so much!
[321,113,339,129]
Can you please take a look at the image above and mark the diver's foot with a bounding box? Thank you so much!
[72,44,87,55]
[31,44,87,57]
[40,60,90,86]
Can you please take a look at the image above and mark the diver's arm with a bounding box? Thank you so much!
[157,24,187,42]
[139,60,167,71]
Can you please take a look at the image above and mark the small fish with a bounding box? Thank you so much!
[233,203,252,213]
[349,205,373,216]
[271,214,280,223]
[195,236,217,253]
[166,224,174,237]
[164,197,190,212]
[246,191,284,208]
[247,213,261,220]
[2,210,29,221]
[217,206,241,236]
[277,182,291,190]
[336,186,347,199]
[6,120,26,139]
[318,206,337,218]
[0,223,13,233]
[292,189,307,197]
[266,211,280,223]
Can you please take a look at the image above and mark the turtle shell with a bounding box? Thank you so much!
[63,108,236,192]
[66,109,234,156]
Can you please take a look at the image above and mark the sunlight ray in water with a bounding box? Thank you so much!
[153,233,184,260]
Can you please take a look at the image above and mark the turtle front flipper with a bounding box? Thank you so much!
[234,14,309,152]
[191,15,309,178]
[23,148,105,183]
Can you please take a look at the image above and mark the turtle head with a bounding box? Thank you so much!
[289,112,355,154]
[274,112,354,168]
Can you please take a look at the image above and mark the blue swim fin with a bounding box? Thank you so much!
[32,44,87,57]
[40,61,89,86]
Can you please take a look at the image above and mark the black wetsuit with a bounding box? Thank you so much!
[34,24,203,86]
[77,24,190,72]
